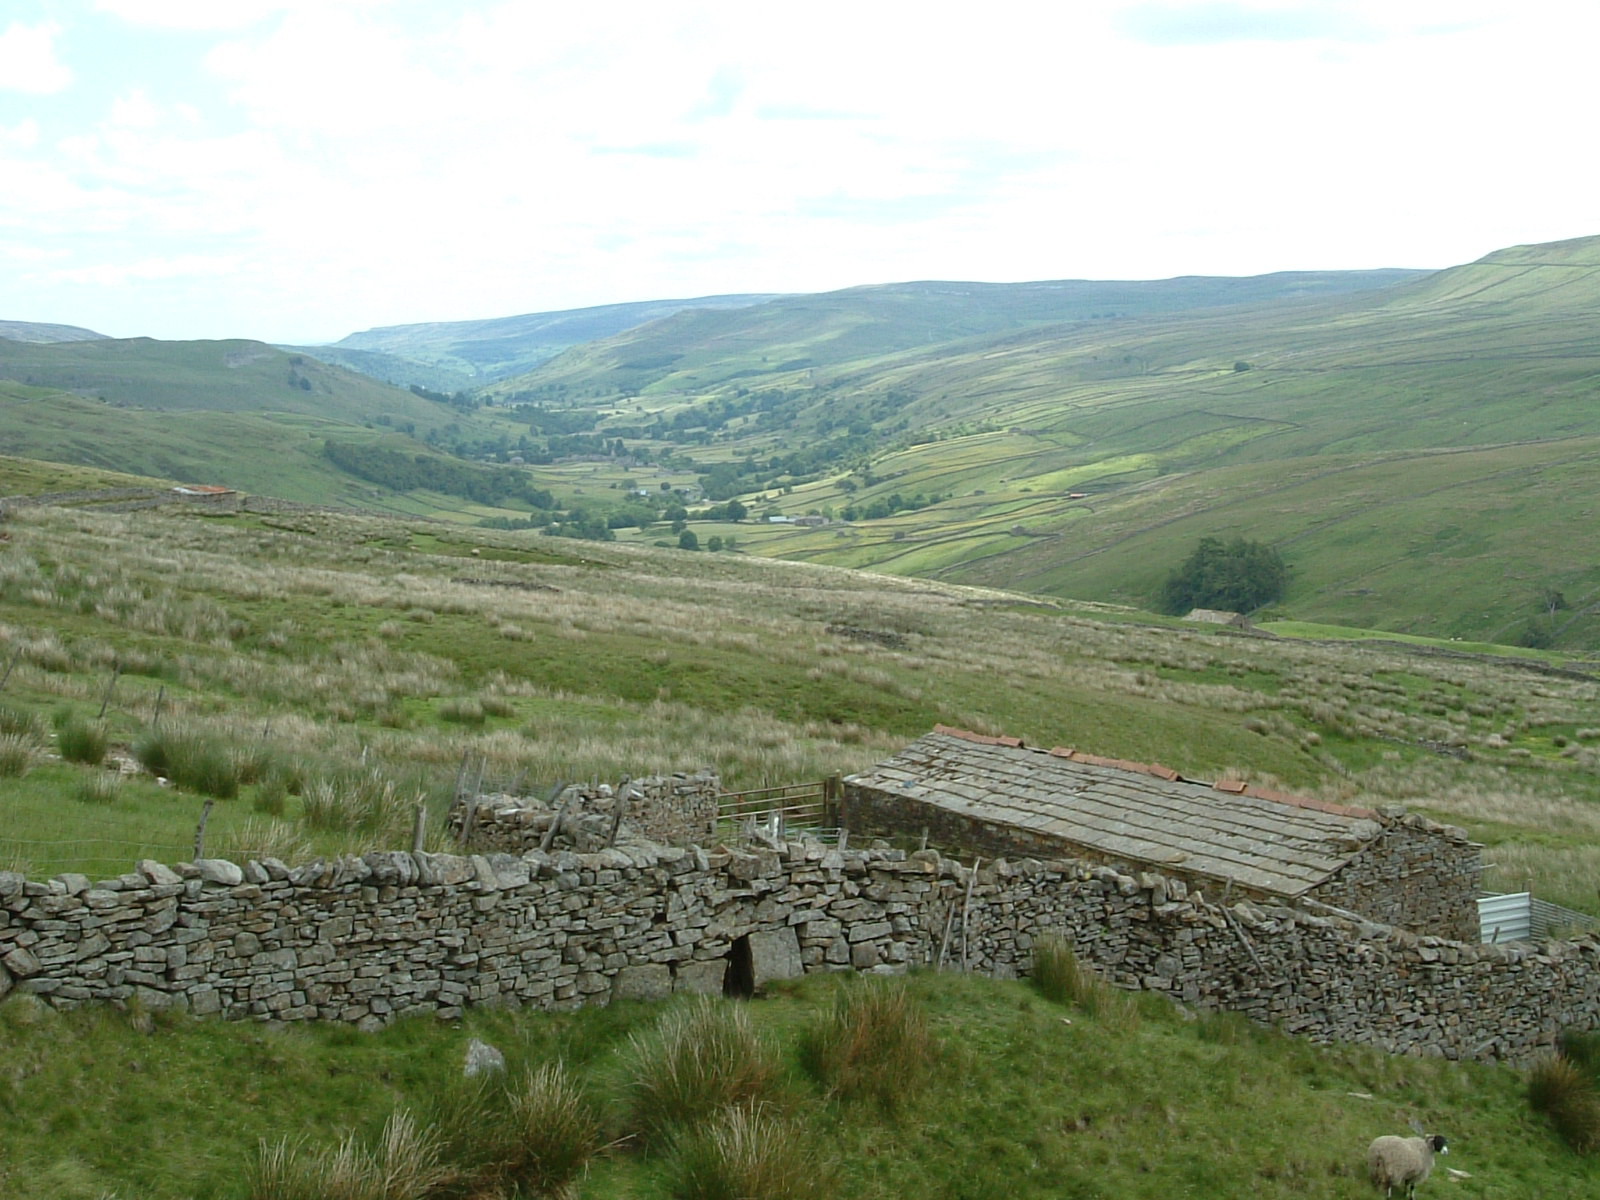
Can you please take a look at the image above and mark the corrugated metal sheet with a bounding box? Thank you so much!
[844,730,1383,899]
[1478,892,1531,943]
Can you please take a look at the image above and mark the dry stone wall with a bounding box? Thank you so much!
[1315,813,1480,941]
[840,785,1480,939]
[1,843,1595,1064]
[450,773,720,856]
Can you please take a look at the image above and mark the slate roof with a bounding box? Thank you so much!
[843,727,1385,899]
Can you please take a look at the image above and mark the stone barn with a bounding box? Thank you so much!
[841,727,1481,940]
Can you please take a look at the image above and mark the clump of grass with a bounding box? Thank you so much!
[1029,935,1139,1029]
[0,733,37,778]
[133,727,240,799]
[253,770,289,817]
[248,1108,448,1200]
[300,771,417,845]
[55,716,108,766]
[665,1104,833,1200]
[627,998,783,1146]
[1530,1053,1600,1153]
[74,770,123,805]
[798,977,934,1108]
[479,693,517,719]
[216,818,311,866]
[0,703,43,740]
[430,1061,604,1199]
[438,697,486,727]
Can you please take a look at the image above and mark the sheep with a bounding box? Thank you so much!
[1367,1132,1448,1199]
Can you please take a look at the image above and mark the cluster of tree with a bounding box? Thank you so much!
[323,442,554,509]
[1159,536,1287,615]
[837,491,944,522]
[409,384,478,411]
[512,405,602,435]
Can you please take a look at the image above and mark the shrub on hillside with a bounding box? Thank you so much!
[798,978,934,1109]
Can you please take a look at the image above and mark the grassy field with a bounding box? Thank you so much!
[1,470,1598,910]
[4,967,1593,1200]
[2,463,1599,1196]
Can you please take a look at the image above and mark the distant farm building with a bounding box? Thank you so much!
[841,727,1481,940]
[171,485,236,500]
[1185,608,1251,628]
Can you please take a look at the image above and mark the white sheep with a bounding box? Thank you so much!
[1367,1132,1448,1198]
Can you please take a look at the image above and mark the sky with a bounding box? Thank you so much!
[2,0,1597,344]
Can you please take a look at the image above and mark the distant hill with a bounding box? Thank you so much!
[496,270,1425,400]
[298,293,786,391]
[0,339,532,511]
[0,320,108,344]
[0,336,449,424]
[487,237,1600,648]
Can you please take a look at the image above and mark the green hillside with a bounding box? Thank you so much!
[0,474,1596,1198]
[498,269,1421,401]
[492,236,1600,647]
[318,293,786,390]
[0,336,450,425]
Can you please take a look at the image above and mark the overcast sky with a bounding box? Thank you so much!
[2,0,1596,344]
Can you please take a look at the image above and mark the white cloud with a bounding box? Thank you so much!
[0,21,73,94]
[53,251,244,286]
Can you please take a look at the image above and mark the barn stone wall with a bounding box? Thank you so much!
[0,841,1595,1064]
[839,783,1479,939]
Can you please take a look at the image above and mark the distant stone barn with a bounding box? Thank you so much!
[841,727,1481,940]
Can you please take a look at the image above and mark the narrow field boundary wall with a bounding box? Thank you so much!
[1,844,1596,1064]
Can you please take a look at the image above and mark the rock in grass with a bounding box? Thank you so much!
[464,1037,506,1077]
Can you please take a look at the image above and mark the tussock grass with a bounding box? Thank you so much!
[0,702,44,740]
[665,1104,834,1200]
[626,998,784,1146]
[132,727,240,799]
[798,977,934,1108]
[215,817,312,866]
[73,770,123,805]
[248,1108,448,1200]
[1528,1053,1600,1153]
[0,732,38,777]
[300,771,419,846]
[1030,935,1139,1029]
[54,715,108,766]
[429,1062,604,1199]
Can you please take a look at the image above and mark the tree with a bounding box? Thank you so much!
[677,529,700,551]
[1159,536,1287,615]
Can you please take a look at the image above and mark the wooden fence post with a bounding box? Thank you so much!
[194,799,215,860]
[98,663,122,719]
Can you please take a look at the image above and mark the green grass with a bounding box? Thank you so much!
[1,971,1592,1200]
[2,496,1598,911]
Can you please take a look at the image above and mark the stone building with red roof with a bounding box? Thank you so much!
[841,726,1481,940]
